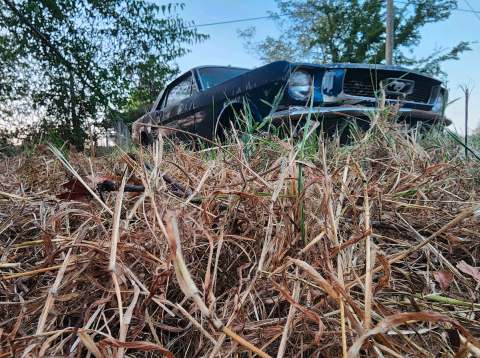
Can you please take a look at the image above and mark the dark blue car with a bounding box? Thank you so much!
[133,61,448,144]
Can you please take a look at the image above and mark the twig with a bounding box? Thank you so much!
[67,301,87,354]
[0,261,88,281]
[276,267,300,358]
[459,84,471,159]
[361,167,372,333]
[98,180,145,193]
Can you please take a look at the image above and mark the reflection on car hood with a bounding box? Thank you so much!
[293,62,435,79]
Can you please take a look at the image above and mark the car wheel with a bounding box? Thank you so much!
[141,131,152,146]
[216,106,245,143]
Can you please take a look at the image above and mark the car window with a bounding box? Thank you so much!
[158,91,167,110]
[165,76,194,108]
[198,67,249,89]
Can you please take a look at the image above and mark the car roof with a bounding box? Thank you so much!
[168,66,250,85]
[191,65,251,72]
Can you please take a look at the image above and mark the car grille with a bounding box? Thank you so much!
[343,69,437,104]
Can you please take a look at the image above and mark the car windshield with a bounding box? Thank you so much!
[198,67,249,89]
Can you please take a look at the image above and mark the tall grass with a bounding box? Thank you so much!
[1,89,480,357]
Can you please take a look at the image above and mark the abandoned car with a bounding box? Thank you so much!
[133,61,448,144]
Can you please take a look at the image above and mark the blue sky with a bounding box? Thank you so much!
[170,0,479,133]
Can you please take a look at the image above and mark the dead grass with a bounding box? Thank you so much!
[0,112,480,357]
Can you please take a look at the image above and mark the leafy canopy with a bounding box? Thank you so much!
[0,0,207,148]
[239,0,470,78]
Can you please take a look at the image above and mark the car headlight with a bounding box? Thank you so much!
[432,90,447,112]
[290,70,312,100]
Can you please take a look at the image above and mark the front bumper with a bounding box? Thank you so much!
[270,106,446,125]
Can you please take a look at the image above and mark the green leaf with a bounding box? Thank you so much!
[260,99,273,108]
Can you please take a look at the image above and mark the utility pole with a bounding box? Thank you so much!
[386,0,394,65]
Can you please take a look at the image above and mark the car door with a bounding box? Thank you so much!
[159,72,198,140]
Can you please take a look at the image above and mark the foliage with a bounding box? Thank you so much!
[239,0,470,78]
[0,0,207,148]
[474,122,480,135]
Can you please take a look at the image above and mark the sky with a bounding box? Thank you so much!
[167,0,480,134]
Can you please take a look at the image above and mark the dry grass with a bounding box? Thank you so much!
[1,110,480,357]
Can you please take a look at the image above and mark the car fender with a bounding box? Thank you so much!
[132,112,156,145]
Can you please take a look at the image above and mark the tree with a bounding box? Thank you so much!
[0,0,207,149]
[474,121,480,135]
[239,0,470,78]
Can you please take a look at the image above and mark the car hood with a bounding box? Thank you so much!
[293,62,437,80]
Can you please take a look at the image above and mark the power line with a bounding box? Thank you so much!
[462,0,480,22]
[186,2,480,29]
[187,14,289,28]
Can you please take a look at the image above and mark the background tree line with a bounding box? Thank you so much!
[239,0,471,78]
[0,0,471,150]
[0,0,207,149]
